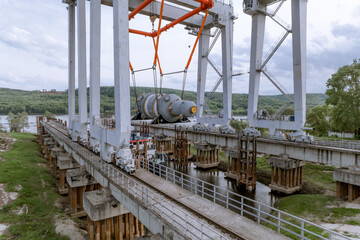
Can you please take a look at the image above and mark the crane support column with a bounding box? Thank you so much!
[89,0,101,129]
[68,2,76,132]
[292,0,307,130]
[221,19,233,124]
[77,0,88,141]
[113,0,131,146]
[196,28,210,118]
[247,13,266,128]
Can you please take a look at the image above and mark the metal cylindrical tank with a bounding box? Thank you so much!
[137,93,197,123]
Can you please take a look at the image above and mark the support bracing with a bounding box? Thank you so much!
[196,28,210,118]
[245,0,307,135]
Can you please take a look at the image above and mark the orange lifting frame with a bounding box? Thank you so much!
[128,0,214,38]
[129,0,213,75]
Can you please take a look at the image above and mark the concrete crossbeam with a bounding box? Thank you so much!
[67,167,98,188]
[133,122,360,169]
[58,156,79,170]
[84,188,130,222]
[334,169,360,186]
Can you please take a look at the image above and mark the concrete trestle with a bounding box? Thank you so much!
[153,134,172,157]
[194,141,220,169]
[268,154,304,194]
[84,188,145,240]
[67,167,101,217]
[334,168,360,202]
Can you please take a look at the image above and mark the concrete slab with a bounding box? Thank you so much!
[268,155,305,169]
[83,188,130,222]
[269,184,302,194]
[58,157,79,170]
[194,161,220,169]
[66,167,98,188]
[134,169,289,240]
[133,170,193,200]
[334,169,360,186]
[224,172,236,180]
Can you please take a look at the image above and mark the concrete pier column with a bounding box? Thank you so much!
[291,0,307,130]
[89,0,101,127]
[68,2,76,131]
[221,20,233,124]
[196,28,210,119]
[57,154,80,195]
[67,167,100,217]
[247,13,266,127]
[84,188,146,239]
[113,0,131,146]
[334,168,360,202]
[77,0,88,141]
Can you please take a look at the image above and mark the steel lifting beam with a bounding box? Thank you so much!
[96,0,230,27]
[129,0,214,38]
[129,0,155,20]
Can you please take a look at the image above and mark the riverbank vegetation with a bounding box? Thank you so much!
[0,133,68,240]
[307,59,360,137]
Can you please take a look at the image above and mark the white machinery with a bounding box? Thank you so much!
[134,93,197,123]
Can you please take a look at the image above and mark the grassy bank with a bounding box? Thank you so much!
[0,133,68,240]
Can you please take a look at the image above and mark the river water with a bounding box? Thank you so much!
[167,161,278,210]
[0,115,68,133]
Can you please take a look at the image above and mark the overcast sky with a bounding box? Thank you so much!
[0,0,359,95]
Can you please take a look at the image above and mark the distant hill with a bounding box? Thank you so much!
[0,87,327,116]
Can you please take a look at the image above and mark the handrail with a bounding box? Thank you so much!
[137,159,352,240]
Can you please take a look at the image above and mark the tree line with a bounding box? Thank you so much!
[307,59,360,137]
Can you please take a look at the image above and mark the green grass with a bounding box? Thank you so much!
[260,194,360,239]
[0,133,68,240]
[277,194,360,223]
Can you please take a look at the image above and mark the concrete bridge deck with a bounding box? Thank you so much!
[42,121,289,240]
[132,121,360,169]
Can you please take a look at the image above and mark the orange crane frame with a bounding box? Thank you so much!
[129,0,213,86]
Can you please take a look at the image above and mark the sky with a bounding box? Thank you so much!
[0,0,359,95]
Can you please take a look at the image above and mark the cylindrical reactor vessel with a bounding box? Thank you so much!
[137,93,197,123]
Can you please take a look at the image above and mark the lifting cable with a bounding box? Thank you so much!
[129,61,139,110]
[152,0,165,96]
[181,9,209,99]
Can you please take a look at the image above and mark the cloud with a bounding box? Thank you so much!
[0,0,359,96]
[0,27,67,69]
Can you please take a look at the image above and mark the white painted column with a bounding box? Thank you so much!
[68,3,76,130]
[113,0,131,146]
[292,0,307,130]
[89,0,101,127]
[77,0,87,126]
[196,28,210,119]
[221,20,233,123]
[247,13,266,127]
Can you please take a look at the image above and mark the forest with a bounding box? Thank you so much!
[0,87,326,116]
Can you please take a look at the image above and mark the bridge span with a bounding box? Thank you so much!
[39,119,352,240]
[132,120,360,170]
